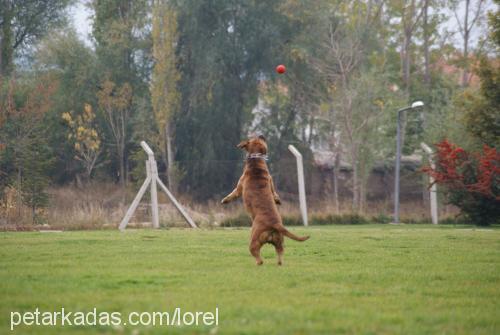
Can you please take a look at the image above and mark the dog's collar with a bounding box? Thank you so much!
[246,153,268,161]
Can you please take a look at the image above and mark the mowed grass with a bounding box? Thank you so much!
[1,225,499,335]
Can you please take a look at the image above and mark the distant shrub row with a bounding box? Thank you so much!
[219,213,469,227]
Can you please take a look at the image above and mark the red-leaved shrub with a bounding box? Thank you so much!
[423,140,499,226]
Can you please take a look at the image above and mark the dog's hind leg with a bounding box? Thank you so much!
[249,239,264,265]
[274,234,284,266]
[275,245,284,266]
[249,226,266,265]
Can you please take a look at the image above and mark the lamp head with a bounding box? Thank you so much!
[411,101,424,108]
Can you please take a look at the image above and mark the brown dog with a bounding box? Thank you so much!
[221,135,309,265]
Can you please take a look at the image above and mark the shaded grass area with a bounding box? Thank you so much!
[1,225,499,334]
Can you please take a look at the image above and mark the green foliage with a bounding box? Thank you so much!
[219,212,251,227]
[174,0,294,199]
[489,0,500,46]
[19,143,53,223]
[36,30,98,109]
[129,96,157,184]
[461,59,500,148]
[1,0,497,211]
[0,77,57,223]
[151,1,180,146]
[34,30,99,184]
[96,79,133,186]
[0,0,72,76]
[411,70,461,149]
[91,0,149,85]
[90,0,150,188]
[371,213,393,224]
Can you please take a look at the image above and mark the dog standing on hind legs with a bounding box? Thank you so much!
[221,135,309,265]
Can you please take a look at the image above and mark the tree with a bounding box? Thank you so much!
[309,1,400,211]
[0,76,57,223]
[452,0,486,87]
[0,0,71,76]
[19,142,53,223]
[456,60,499,148]
[423,0,431,86]
[421,0,448,88]
[91,0,148,85]
[489,0,500,46]
[174,0,294,198]
[460,2,500,148]
[34,29,100,184]
[91,0,149,188]
[387,0,425,92]
[151,0,181,190]
[62,103,102,184]
[96,80,132,189]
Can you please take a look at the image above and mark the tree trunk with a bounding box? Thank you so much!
[423,0,431,88]
[166,124,175,192]
[461,0,470,87]
[352,164,359,212]
[125,154,129,186]
[403,33,411,92]
[366,0,373,20]
[351,148,360,212]
[75,173,84,189]
[118,152,125,187]
[118,143,126,204]
[17,167,22,219]
[333,152,340,213]
[0,2,14,76]
[360,176,366,214]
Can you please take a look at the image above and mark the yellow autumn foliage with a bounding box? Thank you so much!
[61,103,101,175]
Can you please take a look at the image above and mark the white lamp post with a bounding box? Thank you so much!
[393,101,424,224]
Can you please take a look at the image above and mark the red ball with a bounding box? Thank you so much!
[276,64,286,74]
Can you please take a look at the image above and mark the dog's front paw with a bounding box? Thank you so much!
[221,197,229,205]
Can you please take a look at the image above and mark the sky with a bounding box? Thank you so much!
[68,1,93,46]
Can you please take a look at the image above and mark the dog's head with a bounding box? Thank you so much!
[237,135,268,155]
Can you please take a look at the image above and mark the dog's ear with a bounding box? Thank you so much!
[237,140,249,149]
[258,135,266,142]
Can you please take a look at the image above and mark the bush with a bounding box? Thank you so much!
[219,213,251,227]
[220,213,372,227]
[325,214,366,225]
[282,216,303,226]
[423,140,500,226]
[371,213,392,224]
[438,216,469,225]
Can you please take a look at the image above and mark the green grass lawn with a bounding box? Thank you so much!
[1,225,499,334]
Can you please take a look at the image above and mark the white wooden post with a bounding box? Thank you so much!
[156,178,197,228]
[119,141,197,230]
[150,157,159,229]
[119,169,151,231]
[288,145,308,226]
[421,142,438,224]
[140,141,159,228]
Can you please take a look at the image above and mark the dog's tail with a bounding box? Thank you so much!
[277,226,310,242]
